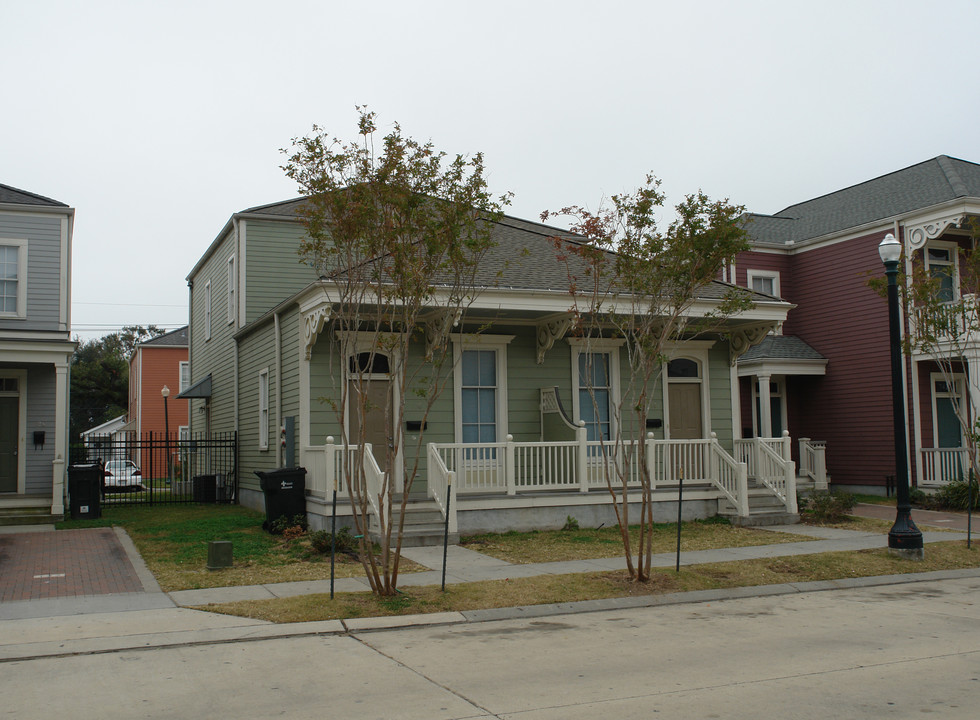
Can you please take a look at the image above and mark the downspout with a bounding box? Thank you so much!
[275,311,282,466]
[232,217,240,439]
[898,219,917,487]
[186,279,193,434]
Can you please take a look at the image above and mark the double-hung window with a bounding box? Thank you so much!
[227,255,236,325]
[453,336,513,459]
[0,240,27,319]
[569,338,623,444]
[925,243,957,303]
[461,350,497,444]
[746,269,780,298]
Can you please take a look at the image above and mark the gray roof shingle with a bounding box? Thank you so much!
[744,155,980,246]
[739,335,826,361]
[0,183,68,207]
[141,326,188,347]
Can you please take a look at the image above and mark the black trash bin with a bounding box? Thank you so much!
[255,467,307,531]
[68,464,102,520]
[192,474,218,504]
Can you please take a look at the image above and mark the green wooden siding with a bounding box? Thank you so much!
[188,228,237,436]
[243,220,317,324]
[237,322,278,491]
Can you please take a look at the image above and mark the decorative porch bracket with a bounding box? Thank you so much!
[536,316,573,364]
[423,308,462,360]
[303,305,332,360]
[905,213,966,251]
[727,324,775,366]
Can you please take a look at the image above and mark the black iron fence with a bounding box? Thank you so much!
[69,431,238,506]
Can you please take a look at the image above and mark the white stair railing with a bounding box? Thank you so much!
[427,444,457,533]
[799,437,828,490]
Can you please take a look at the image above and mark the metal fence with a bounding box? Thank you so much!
[69,431,238,506]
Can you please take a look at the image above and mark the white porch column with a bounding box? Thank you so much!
[757,373,773,438]
[52,363,69,516]
[965,349,980,432]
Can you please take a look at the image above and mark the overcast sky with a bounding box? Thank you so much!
[5,0,979,342]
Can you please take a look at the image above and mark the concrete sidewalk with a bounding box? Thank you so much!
[0,521,974,663]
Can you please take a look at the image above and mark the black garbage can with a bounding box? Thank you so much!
[68,464,102,520]
[255,467,307,531]
[192,474,218,504]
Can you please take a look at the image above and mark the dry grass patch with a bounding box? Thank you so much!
[459,519,813,564]
[198,539,980,623]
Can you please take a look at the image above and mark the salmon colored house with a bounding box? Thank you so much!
[128,326,189,477]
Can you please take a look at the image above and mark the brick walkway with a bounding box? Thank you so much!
[0,528,144,602]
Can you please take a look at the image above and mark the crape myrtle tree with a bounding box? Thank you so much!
[544,176,753,582]
[282,109,510,596]
[903,219,980,499]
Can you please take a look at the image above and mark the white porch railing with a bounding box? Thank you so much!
[734,431,798,513]
[428,431,750,516]
[798,437,829,489]
[920,447,970,486]
[911,293,976,342]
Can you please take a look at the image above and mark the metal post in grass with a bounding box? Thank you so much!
[675,465,684,572]
[330,472,338,600]
[969,468,974,550]
[442,474,453,592]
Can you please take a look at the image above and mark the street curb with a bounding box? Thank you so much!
[4,567,979,662]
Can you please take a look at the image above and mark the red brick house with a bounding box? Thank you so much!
[128,326,189,477]
[733,156,980,493]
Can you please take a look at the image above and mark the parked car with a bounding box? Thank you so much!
[103,459,145,490]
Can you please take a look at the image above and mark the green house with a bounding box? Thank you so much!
[184,197,794,537]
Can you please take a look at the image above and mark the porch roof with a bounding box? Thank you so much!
[177,373,212,399]
[736,335,827,377]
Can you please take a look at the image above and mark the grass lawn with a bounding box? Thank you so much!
[57,505,416,592]
[459,517,815,564]
[203,540,980,623]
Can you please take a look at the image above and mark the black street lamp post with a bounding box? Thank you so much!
[878,233,924,559]
[162,385,171,486]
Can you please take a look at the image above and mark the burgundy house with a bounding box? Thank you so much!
[733,155,980,493]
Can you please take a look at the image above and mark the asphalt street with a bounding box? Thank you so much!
[4,575,979,719]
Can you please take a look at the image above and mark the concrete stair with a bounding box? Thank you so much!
[0,497,63,527]
[718,479,800,527]
[369,496,457,547]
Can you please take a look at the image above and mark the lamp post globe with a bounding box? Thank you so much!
[878,233,924,559]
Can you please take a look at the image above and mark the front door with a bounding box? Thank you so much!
[0,396,18,493]
[348,379,392,472]
[668,383,703,439]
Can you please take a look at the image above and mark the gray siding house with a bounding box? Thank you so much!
[185,198,793,535]
[0,184,75,522]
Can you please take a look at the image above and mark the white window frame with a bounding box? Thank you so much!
[226,255,236,325]
[179,361,190,393]
[258,368,270,451]
[204,280,212,341]
[452,335,514,445]
[0,239,28,319]
[924,240,959,303]
[746,269,781,299]
[568,337,624,441]
[661,343,713,440]
[930,372,965,447]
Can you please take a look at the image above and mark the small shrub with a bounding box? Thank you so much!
[930,479,980,511]
[910,488,928,506]
[561,515,580,531]
[268,513,309,536]
[282,525,306,542]
[308,526,359,555]
[799,490,857,523]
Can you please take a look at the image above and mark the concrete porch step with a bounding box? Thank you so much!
[369,498,457,548]
[0,499,62,527]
